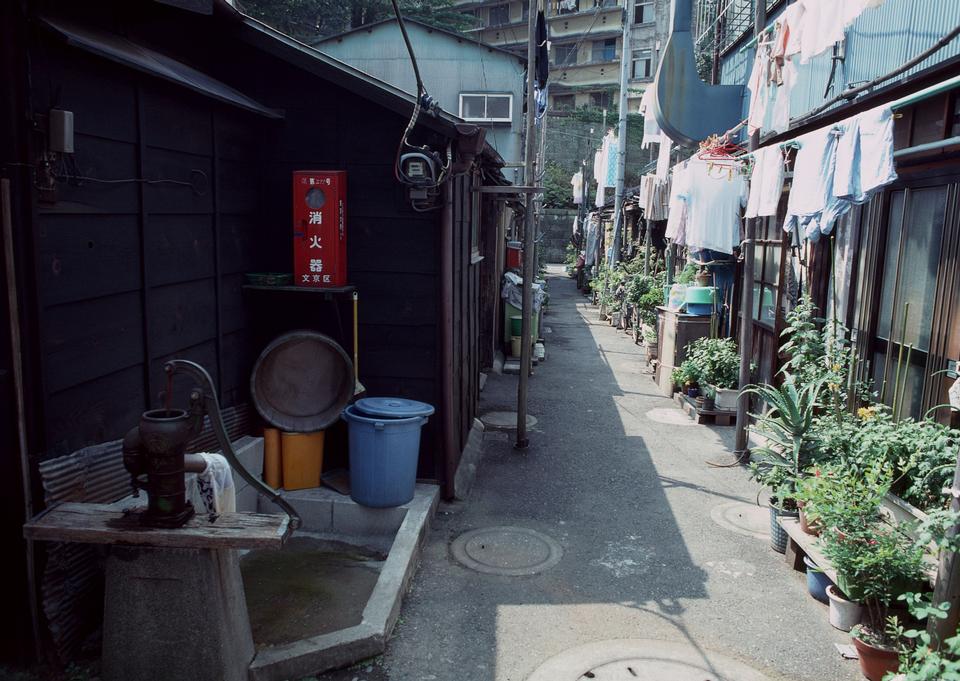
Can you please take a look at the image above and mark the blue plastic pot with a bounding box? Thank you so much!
[685,302,713,316]
[342,399,433,508]
[805,555,833,604]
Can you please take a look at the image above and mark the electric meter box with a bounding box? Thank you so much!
[293,170,347,288]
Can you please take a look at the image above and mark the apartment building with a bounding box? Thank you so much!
[455,0,670,112]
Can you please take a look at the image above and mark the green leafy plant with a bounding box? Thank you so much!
[671,360,700,390]
[821,522,926,648]
[744,373,826,504]
[794,460,892,534]
[885,593,960,681]
[685,337,740,389]
[643,325,658,344]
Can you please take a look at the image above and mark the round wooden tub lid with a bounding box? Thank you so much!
[250,331,354,432]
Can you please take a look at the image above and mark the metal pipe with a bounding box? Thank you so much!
[164,360,301,531]
[441,179,458,491]
[733,0,766,459]
[3,177,41,658]
[516,0,539,449]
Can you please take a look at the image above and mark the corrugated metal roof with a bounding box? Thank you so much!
[720,0,960,122]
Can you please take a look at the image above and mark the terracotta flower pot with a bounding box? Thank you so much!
[852,633,899,681]
[797,502,821,536]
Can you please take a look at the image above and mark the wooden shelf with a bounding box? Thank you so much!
[781,517,936,586]
[24,502,291,550]
[242,284,355,295]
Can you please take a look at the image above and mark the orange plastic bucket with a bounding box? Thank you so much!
[280,431,324,490]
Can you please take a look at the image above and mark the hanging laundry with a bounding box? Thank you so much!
[593,141,609,207]
[833,105,897,203]
[639,88,661,149]
[745,145,786,219]
[746,41,772,136]
[604,132,618,189]
[822,104,897,232]
[797,0,886,64]
[571,169,584,204]
[677,159,747,255]
[782,126,842,242]
[656,131,672,180]
[665,162,690,246]
[644,173,670,222]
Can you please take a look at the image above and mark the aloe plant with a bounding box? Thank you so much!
[744,372,827,503]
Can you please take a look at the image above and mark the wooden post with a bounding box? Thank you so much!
[733,0,766,459]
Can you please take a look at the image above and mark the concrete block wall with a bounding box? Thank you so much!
[540,209,578,263]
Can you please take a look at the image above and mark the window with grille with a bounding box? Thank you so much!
[553,94,576,110]
[459,93,513,123]
[489,4,510,26]
[634,0,654,24]
[631,49,653,79]
[591,38,617,62]
[553,43,579,66]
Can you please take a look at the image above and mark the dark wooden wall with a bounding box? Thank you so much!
[234,46,449,480]
[26,40,270,459]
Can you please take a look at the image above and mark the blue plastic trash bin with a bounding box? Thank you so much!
[342,398,435,507]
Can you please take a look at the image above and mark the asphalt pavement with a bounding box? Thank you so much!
[316,264,862,681]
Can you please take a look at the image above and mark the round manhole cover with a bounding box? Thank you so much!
[481,411,538,430]
[451,526,562,576]
[710,501,770,540]
[644,408,696,426]
[527,639,773,681]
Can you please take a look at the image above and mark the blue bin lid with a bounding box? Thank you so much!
[354,397,435,419]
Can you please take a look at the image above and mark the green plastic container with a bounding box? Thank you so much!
[510,315,522,336]
[685,286,716,304]
[503,302,539,345]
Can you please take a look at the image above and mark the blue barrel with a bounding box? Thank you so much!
[342,398,434,507]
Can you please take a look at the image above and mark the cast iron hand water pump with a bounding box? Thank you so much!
[122,359,301,530]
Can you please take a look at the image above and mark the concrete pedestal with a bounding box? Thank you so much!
[102,547,254,681]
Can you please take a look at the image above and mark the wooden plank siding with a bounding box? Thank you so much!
[18,3,492,485]
[28,40,271,458]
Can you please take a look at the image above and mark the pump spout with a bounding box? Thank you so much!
[164,359,302,532]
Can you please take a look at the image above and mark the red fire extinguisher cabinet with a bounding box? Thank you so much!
[293,170,347,287]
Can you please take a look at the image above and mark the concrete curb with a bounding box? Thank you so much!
[248,484,439,681]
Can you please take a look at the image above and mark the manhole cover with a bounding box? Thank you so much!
[526,639,773,681]
[710,501,770,540]
[644,408,696,426]
[481,411,538,430]
[451,526,562,576]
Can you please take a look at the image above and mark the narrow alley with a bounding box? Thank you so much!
[320,266,860,681]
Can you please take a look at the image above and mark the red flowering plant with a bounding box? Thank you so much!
[821,521,926,649]
[794,459,893,534]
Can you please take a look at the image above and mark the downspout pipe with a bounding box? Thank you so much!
[441,177,457,497]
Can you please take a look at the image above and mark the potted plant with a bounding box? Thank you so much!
[671,361,699,397]
[699,385,716,411]
[685,337,741,410]
[820,522,926,681]
[643,326,658,360]
[744,373,825,553]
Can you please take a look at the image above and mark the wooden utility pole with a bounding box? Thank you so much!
[733,0,766,459]
[516,0,539,448]
[609,2,633,267]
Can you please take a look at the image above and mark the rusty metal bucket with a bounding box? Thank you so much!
[250,331,354,432]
